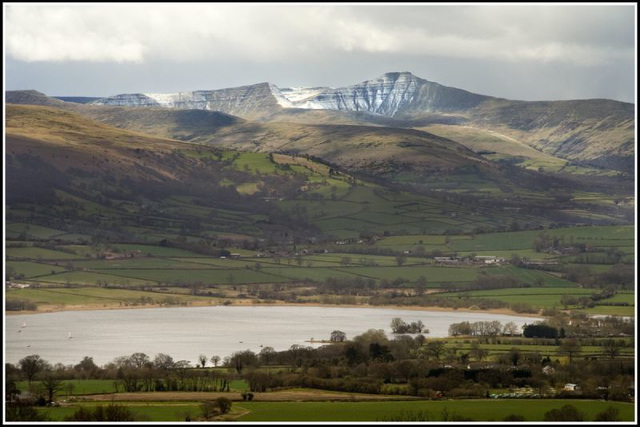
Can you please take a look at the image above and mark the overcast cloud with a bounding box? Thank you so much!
[4,3,637,102]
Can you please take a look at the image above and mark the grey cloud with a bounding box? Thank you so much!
[4,4,636,103]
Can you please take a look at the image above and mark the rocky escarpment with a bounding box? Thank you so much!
[91,93,161,107]
[285,72,420,115]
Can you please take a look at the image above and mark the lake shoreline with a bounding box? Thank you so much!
[5,299,546,319]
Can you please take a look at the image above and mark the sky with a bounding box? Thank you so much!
[3,3,637,103]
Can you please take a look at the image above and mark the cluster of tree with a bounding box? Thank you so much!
[390,318,426,334]
[523,324,560,338]
[448,321,520,337]
[64,403,136,421]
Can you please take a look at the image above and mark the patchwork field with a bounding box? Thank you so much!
[7,224,634,316]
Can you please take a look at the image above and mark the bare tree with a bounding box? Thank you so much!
[558,338,582,363]
[210,355,221,368]
[153,353,175,372]
[503,321,519,336]
[330,330,347,342]
[259,347,276,369]
[198,354,207,368]
[424,341,446,360]
[602,339,624,360]
[470,342,487,361]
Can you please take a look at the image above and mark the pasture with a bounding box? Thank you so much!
[235,399,634,422]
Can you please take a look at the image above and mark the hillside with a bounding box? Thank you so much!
[6,90,67,107]
[74,105,490,174]
[73,105,245,142]
[6,105,633,246]
[463,98,635,171]
[5,104,325,245]
[6,104,196,180]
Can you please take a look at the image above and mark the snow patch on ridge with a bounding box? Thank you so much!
[268,84,295,108]
[279,87,331,104]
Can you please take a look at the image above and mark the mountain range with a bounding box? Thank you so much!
[7,71,635,173]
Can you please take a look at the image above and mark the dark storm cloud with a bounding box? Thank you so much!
[4,4,636,102]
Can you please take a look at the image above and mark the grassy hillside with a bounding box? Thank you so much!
[465,98,635,171]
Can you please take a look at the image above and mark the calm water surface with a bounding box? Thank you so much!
[5,305,541,365]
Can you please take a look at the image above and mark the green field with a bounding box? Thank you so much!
[438,286,636,312]
[17,379,117,395]
[36,403,202,422]
[236,399,634,421]
[372,225,635,255]
[30,399,635,422]
[6,247,86,260]
[6,261,66,278]
[6,223,69,239]
[581,306,636,316]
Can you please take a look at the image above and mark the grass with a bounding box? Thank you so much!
[581,306,636,317]
[6,222,69,239]
[69,258,224,270]
[108,244,204,257]
[32,398,635,422]
[7,261,67,278]
[598,292,635,304]
[333,266,474,283]
[235,399,634,421]
[232,152,279,174]
[6,247,85,260]
[37,403,202,422]
[438,286,636,314]
[17,379,117,395]
[30,271,158,287]
[498,266,578,287]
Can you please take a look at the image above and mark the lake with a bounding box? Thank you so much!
[5,305,541,366]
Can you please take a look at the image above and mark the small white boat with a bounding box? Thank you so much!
[68,332,73,339]
[21,322,26,328]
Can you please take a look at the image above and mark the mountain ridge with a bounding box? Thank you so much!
[7,71,635,172]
